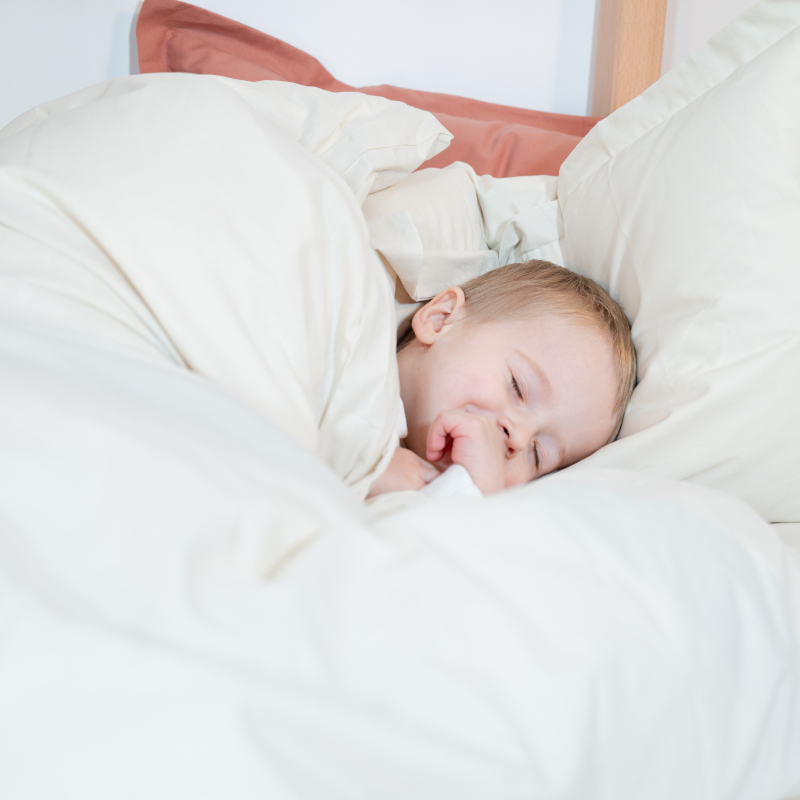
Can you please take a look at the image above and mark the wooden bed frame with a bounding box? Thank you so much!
[592,0,668,116]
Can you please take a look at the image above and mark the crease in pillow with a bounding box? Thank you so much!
[138,0,350,90]
[363,164,565,301]
[421,113,583,177]
[165,29,289,81]
[496,200,562,265]
[558,1,800,521]
[368,204,499,301]
[558,0,800,203]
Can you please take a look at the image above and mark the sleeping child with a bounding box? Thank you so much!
[368,260,636,497]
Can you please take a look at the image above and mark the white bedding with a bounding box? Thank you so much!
[1,73,800,798]
[1,322,800,799]
[777,524,800,554]
[0,74,453,497]
[362,0,800,526]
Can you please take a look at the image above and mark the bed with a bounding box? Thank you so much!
[1,0,799,797]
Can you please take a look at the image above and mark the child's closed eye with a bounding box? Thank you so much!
[511,375,524,400]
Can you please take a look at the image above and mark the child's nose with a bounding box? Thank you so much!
[500,417,533,455]
[497,417,521,453]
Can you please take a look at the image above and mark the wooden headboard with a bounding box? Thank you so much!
[592,0,668,117]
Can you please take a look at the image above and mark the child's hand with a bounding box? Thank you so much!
[367,447,442,498]
[426,407,506,494]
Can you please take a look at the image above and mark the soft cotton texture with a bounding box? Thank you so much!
[0,323,799,799]
[557,0,800,522]
[362,0,800,523]
[363,162,563,300]
[0,73,453,494]
[2,64,800,798]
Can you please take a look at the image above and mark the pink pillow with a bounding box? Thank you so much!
[136,0,599,177]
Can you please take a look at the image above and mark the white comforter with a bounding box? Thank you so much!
[1,75,799,799]
[0,73,445,496]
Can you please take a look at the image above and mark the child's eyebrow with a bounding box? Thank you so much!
[513,349,553,400]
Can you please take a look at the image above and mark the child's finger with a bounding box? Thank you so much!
[426,409,463,462]
[420,461,442,484]
[426,429,447,463]
[425,414,443,461]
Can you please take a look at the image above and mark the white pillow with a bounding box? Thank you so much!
[363,161,563,300]
[558,0,800,522]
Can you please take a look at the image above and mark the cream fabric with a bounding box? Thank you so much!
[0,323,798,799]
[1,75,452,205]
[363,162,563,300]
[776,523,800,554]
[558,0,800,522]
[1,70,800,798]
[362,0,800,523]
[0,73,441,495]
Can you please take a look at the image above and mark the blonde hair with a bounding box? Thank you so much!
[399,260,636,438]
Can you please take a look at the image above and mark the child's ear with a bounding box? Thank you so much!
[411,286,466,345]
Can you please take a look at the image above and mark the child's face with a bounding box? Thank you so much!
[398,289,619,487]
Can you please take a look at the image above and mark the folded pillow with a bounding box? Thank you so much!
[136,0,599,177]
[558,0,800,522]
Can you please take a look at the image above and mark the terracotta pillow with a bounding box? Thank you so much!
[136,0,599,177]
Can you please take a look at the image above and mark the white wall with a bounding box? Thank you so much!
[0,0,595,129]
[0,0,140,128]
[662,0,758,73]
[0,0,763,130]
[198,0,598,115]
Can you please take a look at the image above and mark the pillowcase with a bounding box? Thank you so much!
[363,165,494,302]
[135,0,599,177]
[363,162,562,300]
[557,0,800,523]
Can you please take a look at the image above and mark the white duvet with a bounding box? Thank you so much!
[1,74,800,799]
[0,73,447,497]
